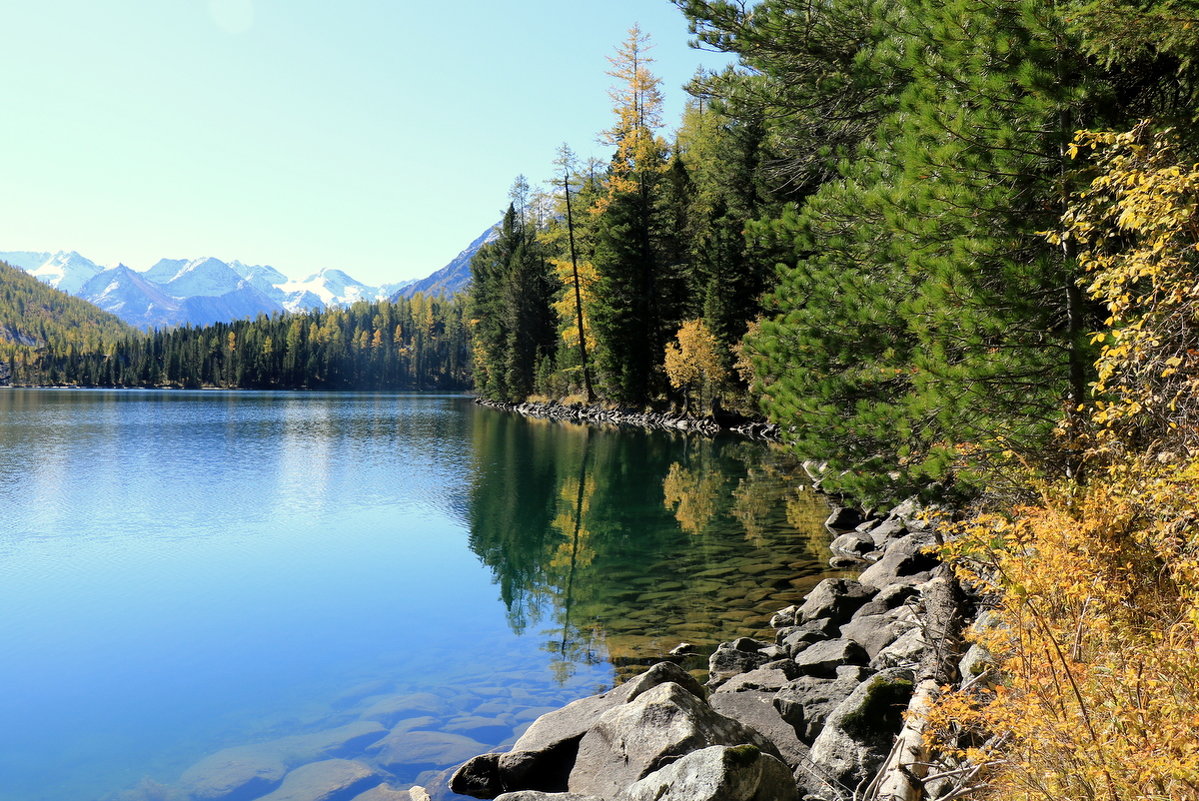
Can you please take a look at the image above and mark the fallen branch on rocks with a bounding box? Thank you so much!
[868,566,967,801]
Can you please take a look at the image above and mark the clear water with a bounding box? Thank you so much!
[0,389,833,801]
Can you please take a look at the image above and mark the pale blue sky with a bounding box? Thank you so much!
[0,0,732,286]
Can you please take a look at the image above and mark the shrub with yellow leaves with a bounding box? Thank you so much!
[928,123,1199,801]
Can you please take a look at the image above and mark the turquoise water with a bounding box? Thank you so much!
[0,390,832,800]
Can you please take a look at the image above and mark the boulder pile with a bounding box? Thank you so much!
[475,399,781,440]
[449,500,970,801]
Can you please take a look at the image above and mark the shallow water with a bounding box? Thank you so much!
[0,389,833,800]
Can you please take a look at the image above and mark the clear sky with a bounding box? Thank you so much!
[0,0,733,287]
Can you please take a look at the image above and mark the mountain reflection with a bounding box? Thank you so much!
[466,408,838,681]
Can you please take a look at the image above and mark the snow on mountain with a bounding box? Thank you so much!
[228,260,290,298]
[278,268,394,311]
[1,250,105,295]
[0,251,53,271]
[78,265,184,329]
[394,223,499,300]
[77,264,283,330]
[4,224,493,329]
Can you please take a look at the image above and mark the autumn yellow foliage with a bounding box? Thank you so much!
[929,123,1199,801]
[664,318,728,414]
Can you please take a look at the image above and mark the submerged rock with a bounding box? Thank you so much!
[368,730,489,772]
[255,759,380,801]
[179,745,287,801]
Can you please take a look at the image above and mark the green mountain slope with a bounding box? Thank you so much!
[0,259,133,380]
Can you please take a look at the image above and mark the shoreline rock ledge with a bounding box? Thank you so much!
[449,501,971,801]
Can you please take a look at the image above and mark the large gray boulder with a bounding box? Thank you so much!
[857,536,939,590]
[494,794,605,801]
[618,745,798,801]
[716,662,800,695]
[568,682,778,797]
[795,580,876,626]
[838,614,909,659]
[451,663,700,799]
[708,690,810,771]
[791,638,869,678]
[773,666,874,743]
[805,668,915,792]
[255,760,381,801]
[708,639,774,687]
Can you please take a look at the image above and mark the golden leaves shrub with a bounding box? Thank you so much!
[929,123,1199,800]
[934,461,1199,801]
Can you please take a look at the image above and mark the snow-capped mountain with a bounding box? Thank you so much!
[77,265,186,329]
[2,226,485,329]
[0,250,105,295]
[393,223,499,299]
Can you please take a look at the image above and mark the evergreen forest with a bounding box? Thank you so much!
[0,282,470,391]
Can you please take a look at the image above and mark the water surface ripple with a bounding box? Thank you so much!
[0,389,833,801]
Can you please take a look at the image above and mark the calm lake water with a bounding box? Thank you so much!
[0,389,834,801]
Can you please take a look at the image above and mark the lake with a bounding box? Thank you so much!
[0,389,834,801]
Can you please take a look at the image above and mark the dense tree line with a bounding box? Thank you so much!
[8,294,470,391]
[469,3,1199,502]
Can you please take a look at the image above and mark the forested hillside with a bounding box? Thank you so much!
[6,292,470,391]
[0,260,132,382]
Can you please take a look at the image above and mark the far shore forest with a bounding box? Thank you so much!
[3,2,1199,798]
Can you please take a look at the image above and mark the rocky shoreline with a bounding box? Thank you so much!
[474,398,782,441]
[447,499,975,801]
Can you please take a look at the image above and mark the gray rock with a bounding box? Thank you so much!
[709,643,772,688]
[857,545,938,590]
[568,682,778,797]
[369,730,489,772]
[958,643,995,686]
[824,507,863,533]
[624,661,707,703]
[778,625,832,658]
[255,760,381,801]
[619,745,798,801]
[495,794,605,801]
[359,693,449,727]
[773,666,874,743]
[805,668,915,792]
[179,745,287,801]
[792,638,869,677]
[795,579,876,626]
[452,663,697,798]
[866,517,909,548]
[350,786,423,801]
[852,584,918,618]
[708,690,810,771]
[717,661,801,695]
[838,614,908,659]
[829,532,876,558]
[769,606,799,629]
[870,627,928,669]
